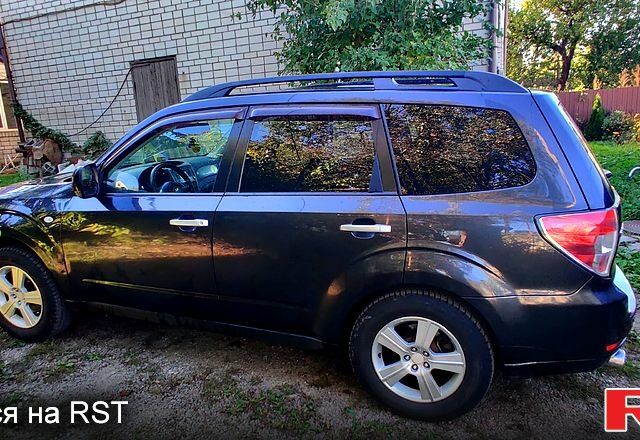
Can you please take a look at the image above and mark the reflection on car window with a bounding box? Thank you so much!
[384,104,536,195]
[119,120,234,168]
[240,115,377,192]
[106,119,234,193]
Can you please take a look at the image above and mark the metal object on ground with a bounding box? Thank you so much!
[608,348,626,367]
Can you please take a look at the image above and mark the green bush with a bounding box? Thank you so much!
[584,94,605,141]
[602,111,635,144]
[82,131,112,158]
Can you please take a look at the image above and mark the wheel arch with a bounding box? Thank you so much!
[0,212,69,293]
[335,284,501,364]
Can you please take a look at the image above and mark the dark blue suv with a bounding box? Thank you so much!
[0,71,635,421]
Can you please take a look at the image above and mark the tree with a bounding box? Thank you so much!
[508,0,607,91]
[586,0,640,87]
[248,0,496,73]
[584,93,605,140]
[507,13,559,89]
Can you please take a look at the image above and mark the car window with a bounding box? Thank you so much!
[240,115,378,193]
[105,119,235,193]
[384,104,536,195]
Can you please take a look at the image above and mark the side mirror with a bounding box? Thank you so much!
[72,163,100,198]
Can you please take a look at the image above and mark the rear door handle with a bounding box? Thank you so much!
[169,219,209,227]
[339,224,391,233]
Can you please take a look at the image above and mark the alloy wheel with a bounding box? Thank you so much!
[371,316,466,403]
[0,265,43,329]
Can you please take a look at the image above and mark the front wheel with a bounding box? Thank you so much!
[349,290,494,421]
[0,247,70,341]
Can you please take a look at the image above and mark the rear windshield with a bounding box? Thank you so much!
[384,104,536,195]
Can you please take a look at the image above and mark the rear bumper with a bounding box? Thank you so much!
[467,265,636,376]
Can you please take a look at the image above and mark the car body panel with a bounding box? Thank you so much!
[212,194,407,335]
[58,193,222,310]
[468,265,635,369]
[531,91,615,210]
[0,175,73,291]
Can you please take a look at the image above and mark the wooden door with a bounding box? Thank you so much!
[131,57,180,122]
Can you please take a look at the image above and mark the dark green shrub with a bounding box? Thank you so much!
[602,110,635,144]
[584,93,605,141]
[82,131,112,158]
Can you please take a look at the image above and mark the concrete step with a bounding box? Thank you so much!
[622,220,640,237]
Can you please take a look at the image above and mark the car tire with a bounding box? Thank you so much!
[349,289,494,421]
[0,246,71,342]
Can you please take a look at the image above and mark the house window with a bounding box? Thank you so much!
[0,81,17,130]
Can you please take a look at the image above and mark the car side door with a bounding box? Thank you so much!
[60,108,244,316]
[211,104,407,339]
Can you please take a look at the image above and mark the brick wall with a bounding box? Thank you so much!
[2,0,280,144]
[0,130,19,161]
[1,0,504,144]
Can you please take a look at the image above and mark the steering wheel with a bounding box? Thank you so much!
[149,162,197,193]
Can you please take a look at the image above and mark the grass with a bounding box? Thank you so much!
[617,246,640,289]
[45,360,76,383]
[83,352,105,362]
[0,171,28,187]
[202,372,325,434]
[590,141,640,222]
[590,141,640,291]
[619,358,640,380]
[0,360,7,380]
[628,330,640,348]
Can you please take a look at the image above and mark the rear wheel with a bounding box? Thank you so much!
[349,290,493,421]
[0,247,70,341]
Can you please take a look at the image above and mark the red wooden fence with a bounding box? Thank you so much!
[556,87,640,123]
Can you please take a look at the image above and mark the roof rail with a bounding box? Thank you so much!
[183,70,527,102]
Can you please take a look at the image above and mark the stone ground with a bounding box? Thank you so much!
[0,302,638,440]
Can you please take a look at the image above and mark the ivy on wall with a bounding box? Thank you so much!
[12,102,76,152]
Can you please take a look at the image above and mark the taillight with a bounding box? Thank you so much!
[537,208,619,277]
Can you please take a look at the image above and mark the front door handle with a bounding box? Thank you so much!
[169,219,209,227]
[339,224,391,233]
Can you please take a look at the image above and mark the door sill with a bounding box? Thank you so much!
[67,300,326,350]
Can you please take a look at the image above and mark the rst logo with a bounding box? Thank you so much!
[605,388,640,432]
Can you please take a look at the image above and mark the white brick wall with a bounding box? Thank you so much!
[1,0,504,144]
[1,0,280,143]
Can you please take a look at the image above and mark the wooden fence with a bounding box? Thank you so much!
[556,87,640,123]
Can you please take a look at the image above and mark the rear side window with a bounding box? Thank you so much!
[384,104,536,195]
[240,116,377,192]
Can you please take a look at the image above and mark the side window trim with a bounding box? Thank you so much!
[227,104,397,194]
[100,107,246,195]
[379,103,404,195]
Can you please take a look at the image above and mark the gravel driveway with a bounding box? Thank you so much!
[1,303,638,440]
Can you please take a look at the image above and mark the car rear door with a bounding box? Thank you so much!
[211,104,407,336]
